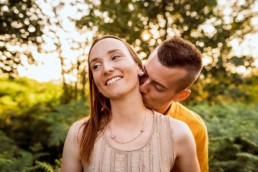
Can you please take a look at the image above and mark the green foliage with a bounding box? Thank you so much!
[0,77,88,171]
[45,99,89,147]
[33,159,61,172]
[35,161,54,172]
[0,130,34,172]
[189,102,258,172]
[208,137,258,172]
[0,76,62,115]
[186,73,258,104]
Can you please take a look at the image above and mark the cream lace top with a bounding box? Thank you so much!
[83,112,175,172]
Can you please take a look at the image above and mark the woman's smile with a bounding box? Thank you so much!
[106,76,123,86]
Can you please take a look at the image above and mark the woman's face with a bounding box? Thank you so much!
[89,38,140,99]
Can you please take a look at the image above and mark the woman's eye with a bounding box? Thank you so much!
[112,54,121,60]
[91,63,101,71]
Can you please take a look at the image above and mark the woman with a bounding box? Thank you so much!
[61,35,200,172]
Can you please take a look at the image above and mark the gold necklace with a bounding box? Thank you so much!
[108,108,146,144]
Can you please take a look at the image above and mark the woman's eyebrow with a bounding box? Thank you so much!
[107,49,121,54]
[89,57,99,65]
[89,49,122,64]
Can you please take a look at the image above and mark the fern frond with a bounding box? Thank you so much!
[35,161,54,172]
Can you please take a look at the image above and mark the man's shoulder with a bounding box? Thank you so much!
[167,103,209,172]
[167,102,206,130]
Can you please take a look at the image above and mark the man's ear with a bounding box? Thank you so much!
[173,89,191,102]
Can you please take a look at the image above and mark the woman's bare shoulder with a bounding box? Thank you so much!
[67,117,89,141]
[72,117,89,128]
[167,117,194,144]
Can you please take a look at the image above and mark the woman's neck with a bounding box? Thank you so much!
[109,90,145,128]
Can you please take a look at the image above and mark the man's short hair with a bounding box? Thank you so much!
[157,37,202,92]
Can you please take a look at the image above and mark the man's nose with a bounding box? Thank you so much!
[139,78,150,94]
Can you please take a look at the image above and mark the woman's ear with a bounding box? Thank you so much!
[137,66,144,76]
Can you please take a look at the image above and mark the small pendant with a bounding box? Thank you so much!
[110,135,115,139]
[140,128,144,133]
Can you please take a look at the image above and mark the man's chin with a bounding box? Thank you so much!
[143,100,157,110]
[142,99,150,107]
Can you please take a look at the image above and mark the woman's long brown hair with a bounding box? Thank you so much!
[79,35,143,164]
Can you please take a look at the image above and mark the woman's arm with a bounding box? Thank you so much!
[61,120,84,172]
[170,119,200,172]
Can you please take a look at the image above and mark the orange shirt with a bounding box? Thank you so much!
[167,102,209,172]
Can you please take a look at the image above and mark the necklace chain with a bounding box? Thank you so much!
[108,108,147,144]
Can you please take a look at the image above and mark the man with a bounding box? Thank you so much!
[139,37,208,172]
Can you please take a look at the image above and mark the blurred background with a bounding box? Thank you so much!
[1,0,258,171]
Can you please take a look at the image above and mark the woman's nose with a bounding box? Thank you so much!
[103,61,114,75]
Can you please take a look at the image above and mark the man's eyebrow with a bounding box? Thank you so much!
[89,49,122,64]
[144,66,167,90]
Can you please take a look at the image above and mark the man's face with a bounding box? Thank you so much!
[139,51,188,114]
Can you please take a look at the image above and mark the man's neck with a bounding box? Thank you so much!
[158,102,173,115]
